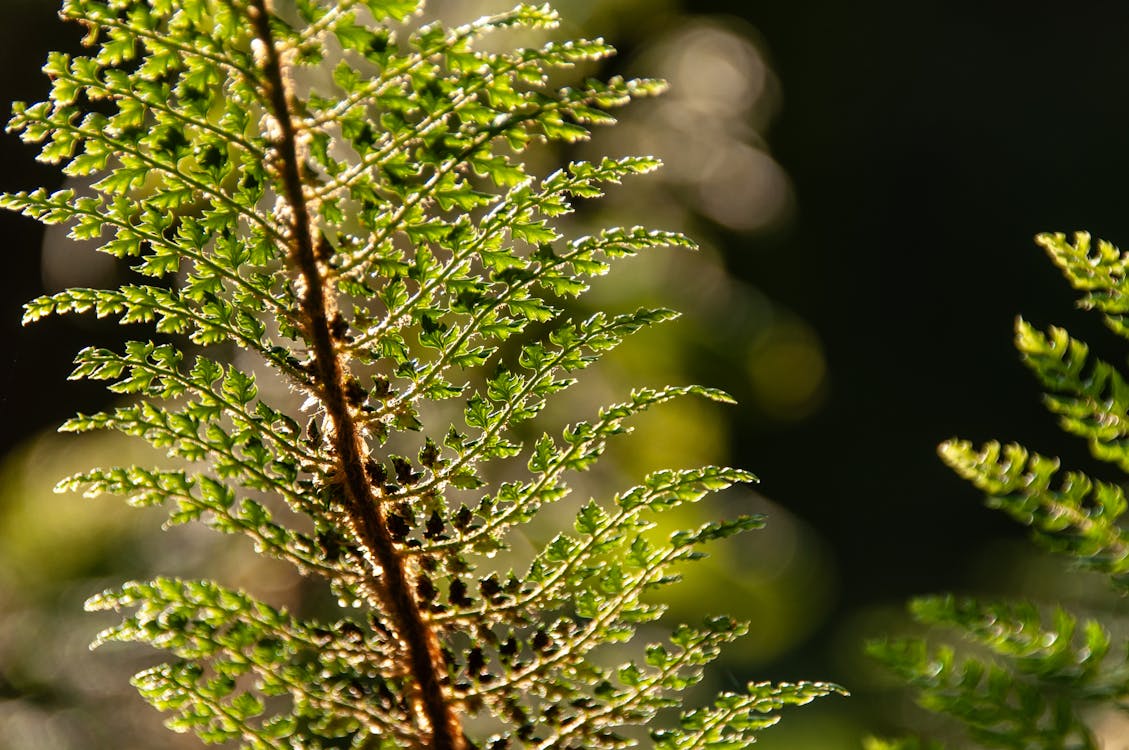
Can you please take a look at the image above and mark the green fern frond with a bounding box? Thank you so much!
[652,680,846,750]
[1036,231,1129,336]
[938,439,1129,583]
[875,233,1129,747]
[6,0,838,747]
[1015,318,1129,472]
[868,596,1119,750]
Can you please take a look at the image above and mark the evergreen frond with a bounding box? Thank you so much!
[1016,318,1129,472]
[652,680,846,750]
[939,439,1129,584]
[878,232,1129,746]
[868,596,1117,750]
[7,0,838,747]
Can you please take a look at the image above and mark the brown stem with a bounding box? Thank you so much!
[246,3,463,748]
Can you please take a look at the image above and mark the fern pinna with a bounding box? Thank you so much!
[869,232,1129,750]
[4,1,840,747]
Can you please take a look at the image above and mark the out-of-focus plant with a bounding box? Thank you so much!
[2,0,842,747]
[870,232,1129,749]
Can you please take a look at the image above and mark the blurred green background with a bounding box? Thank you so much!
[4,0,1129,747]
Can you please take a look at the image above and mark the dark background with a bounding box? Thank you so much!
[710,0,1129,680]
[4,0,1129,740]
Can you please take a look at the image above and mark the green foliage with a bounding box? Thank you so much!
[863,738,945,750]
[4,0,842,747]
[871,231,1129,749]
[651,680,841,750]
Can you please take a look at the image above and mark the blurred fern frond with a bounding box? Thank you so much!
[872,231,1129,749]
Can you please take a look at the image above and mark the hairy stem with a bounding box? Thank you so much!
[246,2,463,748]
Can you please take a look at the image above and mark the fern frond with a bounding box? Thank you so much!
[1016,318,1129,472]
[413,385,738,559]
[939,440,1129,585]
[868,596,1123,750]
[1037,231,1129,335]
[7,0,838,746]
[88,577,416,745]
[877,232,1129,746]
[651,680,846,750]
